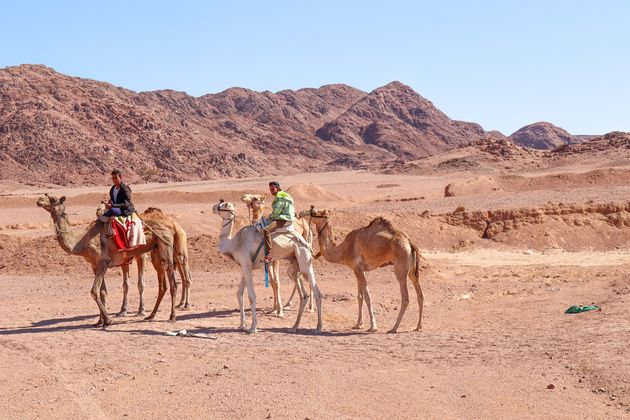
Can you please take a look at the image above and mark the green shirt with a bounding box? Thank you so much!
[269,191,295,222]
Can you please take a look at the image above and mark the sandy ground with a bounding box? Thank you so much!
[1,169,630,419]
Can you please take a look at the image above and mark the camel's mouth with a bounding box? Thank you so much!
[299,208,330,218]
[36,197,50,210]
[212,202,235,216]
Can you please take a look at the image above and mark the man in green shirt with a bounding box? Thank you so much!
[262,181,295,263]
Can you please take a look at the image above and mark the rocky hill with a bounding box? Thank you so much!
[316,81,485,159]
[0,65,490,186]
[509,122,581,150]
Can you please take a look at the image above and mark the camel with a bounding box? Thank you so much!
[37,194,179,327]
[240,194,315,314]
[95,203,193,311]
[212,200,322,333]
[300,208,424,333]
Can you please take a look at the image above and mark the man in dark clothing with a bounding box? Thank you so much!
[103,169,135,217]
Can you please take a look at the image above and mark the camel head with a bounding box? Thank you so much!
[95,201,106,217]
[240,194,266,207]
[212,199,235,220]
[298,206,331,222]
[36,194,66,217]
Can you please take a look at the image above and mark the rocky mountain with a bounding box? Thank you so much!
[316,81,485,159]
[509,122,581,150]
[1,65,484,186]
[552,131,630,154]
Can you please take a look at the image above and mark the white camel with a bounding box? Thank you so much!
[240,193,315,315]
[212,200,322,333]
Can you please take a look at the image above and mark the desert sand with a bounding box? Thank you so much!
[1,168,629,419]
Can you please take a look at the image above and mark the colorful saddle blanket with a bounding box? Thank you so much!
[110,213,146,250]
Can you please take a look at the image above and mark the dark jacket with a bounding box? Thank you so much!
[109,182,135,216]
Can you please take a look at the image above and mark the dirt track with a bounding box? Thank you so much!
[1,170,630,418]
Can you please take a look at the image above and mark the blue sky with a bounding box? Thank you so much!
[1,1,628,135]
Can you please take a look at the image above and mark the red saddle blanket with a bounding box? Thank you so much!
[109,214,145,251]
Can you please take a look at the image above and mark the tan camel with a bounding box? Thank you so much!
[95,203,193,311]
[37,194,179,328]
[240,194,315,314]
[300,208,424,333]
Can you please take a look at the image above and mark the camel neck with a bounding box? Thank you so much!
[218,217,235,254]
[317,221,344,264]
[52,213,82,255]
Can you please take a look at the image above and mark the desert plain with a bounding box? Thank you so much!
[1,159,630,419]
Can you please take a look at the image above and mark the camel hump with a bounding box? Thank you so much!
[367,216,396,232]
[143,207,164,216]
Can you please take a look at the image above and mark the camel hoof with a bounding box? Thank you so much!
[144,314,156,321]
[247,328,257,334]
[93,321,104,328]
[367,327,378,333]
[180,305,191,311]
[352,324,364,330]
[414,327,422,332]
[239,324,248,331]
[386,328,398,334]
[169,316,177,323]
[307,308,315,313]
[115,311,128,317]
[135,311,146,317]
[103,318,113,328]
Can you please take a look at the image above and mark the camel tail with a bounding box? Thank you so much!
[411,242,421,282]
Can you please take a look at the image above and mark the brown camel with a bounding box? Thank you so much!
[300,208,424,333]
[95,204,193,311]
[241,194,315,314]
[37,194,179,328]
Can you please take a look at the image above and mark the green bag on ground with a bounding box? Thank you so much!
[565,305,600,314]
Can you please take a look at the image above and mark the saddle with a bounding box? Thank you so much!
[104,213,146,250]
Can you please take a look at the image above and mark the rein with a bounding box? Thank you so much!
[216,200,236,230]
[52,210,71,235]
[308,208,330,236]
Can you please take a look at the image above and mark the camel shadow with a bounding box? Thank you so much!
[30,313,96,327]
[175,308,240,321]
[256,327,365,337]
[0,321,99,335]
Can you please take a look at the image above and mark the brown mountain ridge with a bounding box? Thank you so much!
[0,64,490,186]
[0,64,614,186]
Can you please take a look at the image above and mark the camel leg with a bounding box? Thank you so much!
[244,268,257,334]
[354,270,377,332]
[167,267,178,323]
[175,252,192,310]
[284,282,298,310]
[272,260,284,317]
[237,274,248,330]
[91,261,112,328]
[388,264,411,333]
[135,255,146,316]
[303,269,322,333]
[307,280,314,313]
[237,274,247,330]
[117,263,130,317]
[351,270,365,330]
[289,261,309,333]
[161,244,178,323]
[269,265,283,317]
[145,252,167,321]
[409,263,424,332]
